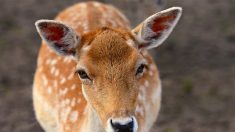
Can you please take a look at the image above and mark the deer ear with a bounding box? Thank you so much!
[35,20,80,56]
[132,7,182,49]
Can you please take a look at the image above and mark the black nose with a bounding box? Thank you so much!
[111,119,134,132]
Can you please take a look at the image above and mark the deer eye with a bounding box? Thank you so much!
[75,69,90,80]
[136,64,146,76]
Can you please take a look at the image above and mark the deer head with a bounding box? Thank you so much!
[35,7,182,132]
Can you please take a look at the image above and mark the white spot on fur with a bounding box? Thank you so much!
[63,57,72,63]
[47,87,52,94]
[60,88,68,96]
[135,104,144,117]
[149,71,153,76]
[70,111,78,123]
[126,39,135,47]
[42,74,48,86]
[144,80,149,87]
[68,72,74,80]
[71,84,76,90]
[60,77,66,84]
[82,44,91,53]
[93,1,101,7]
[50,59,57,65]
[50,66,56,75]
[55,69,59,76]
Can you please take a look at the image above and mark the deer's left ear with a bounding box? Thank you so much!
[132,7,182,49]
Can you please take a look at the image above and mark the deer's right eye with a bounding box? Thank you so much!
[75,70,90,80]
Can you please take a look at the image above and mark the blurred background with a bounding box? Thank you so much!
[0,0,235,131]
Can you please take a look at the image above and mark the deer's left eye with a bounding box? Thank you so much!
[136,64,146,76]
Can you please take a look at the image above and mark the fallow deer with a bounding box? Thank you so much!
[33,1,182,132]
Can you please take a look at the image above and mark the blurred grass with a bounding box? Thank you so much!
[0,0,235,132]
[181,78,193,95]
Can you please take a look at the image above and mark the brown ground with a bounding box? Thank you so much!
[0,0,235,132]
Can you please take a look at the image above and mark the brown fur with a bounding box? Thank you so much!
[34,1,161,132]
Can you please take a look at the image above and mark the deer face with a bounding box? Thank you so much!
[77,29,143,131]
[35,7,182,132]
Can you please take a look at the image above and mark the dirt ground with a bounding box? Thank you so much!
[0,0,235,132]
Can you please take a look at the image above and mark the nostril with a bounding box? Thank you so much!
[110,118,134,131]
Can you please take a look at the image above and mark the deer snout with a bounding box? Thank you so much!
[107,116,138,132]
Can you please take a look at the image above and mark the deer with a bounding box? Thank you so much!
[33,1,182,132]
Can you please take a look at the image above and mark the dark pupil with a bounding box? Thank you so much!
[78,70,89,79]
[136,64,145,75]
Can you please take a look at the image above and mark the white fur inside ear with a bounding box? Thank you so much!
[35,19,80,56]
[135,7,182,49]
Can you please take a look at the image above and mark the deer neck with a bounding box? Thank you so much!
[81,104,105,132]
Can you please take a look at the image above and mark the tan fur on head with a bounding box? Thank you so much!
[76,28,142,126]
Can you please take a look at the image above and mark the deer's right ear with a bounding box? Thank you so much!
[35,20,80,56]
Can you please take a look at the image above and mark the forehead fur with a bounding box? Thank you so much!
[79,27,138,65]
